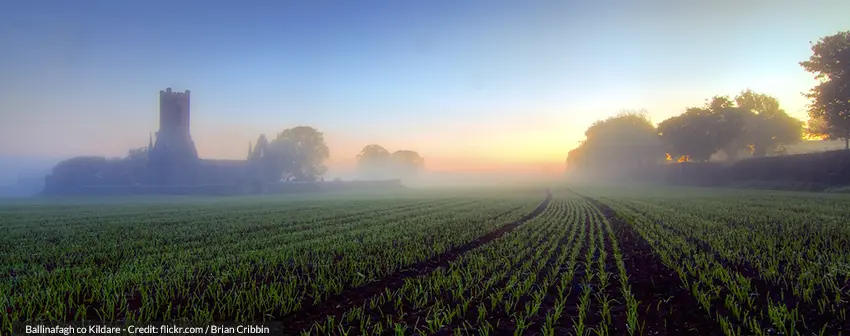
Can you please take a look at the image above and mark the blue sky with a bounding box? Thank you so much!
[1,0,848,177]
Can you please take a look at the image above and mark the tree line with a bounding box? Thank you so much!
[223,130,426,182]
[240,131,426,182]
[567,30,850,177]
[354,145,425,180]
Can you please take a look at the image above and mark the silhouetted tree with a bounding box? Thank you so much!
[45,156,133,191]
[800,31,850,149]
[658,107,728,162]
[126,147,148,161]
[356,145,425,180]
[734,90,803,157]
[356,144,392,179]
[658,94,801,161]
[266,126,330,182]
[44,146,158,192]
[715,104,751,160]
[708,95,735,111]
[390,150,425,178]
[48,156,110,187]
[806,117,830,139]
[800,31,850,148]
[566,141,586,174]
[567,110,665,178]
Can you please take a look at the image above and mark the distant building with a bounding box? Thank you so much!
[41,88,403,196]
[41,88,275,194]
[144,88,269,186]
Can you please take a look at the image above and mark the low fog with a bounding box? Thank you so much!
[2,1,849,197]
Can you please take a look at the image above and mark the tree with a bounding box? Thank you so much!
[44,156,127,192]
[566,110,666,178]
[800,31,850,148]
[355,146,425,180]
[805,117,830,140]
[734,90,803,156]
[266,126,330,182]
[713,103,750,160]
[127,147,148,161]
[735,89,781,116]
[356,144,391,179]
[565,141,587,173]
[708,95,735,111]
[658,108,725,162]
[658,93,802,161]
[390,150,425,178]
[657,95,751,163]
[48,156,109,186]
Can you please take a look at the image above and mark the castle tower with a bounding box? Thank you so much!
[148,88,200,185]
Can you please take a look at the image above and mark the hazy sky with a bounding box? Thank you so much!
[1,0,848,176]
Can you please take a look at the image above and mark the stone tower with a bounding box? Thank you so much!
[148,88,200,185]
[156,88,197,156]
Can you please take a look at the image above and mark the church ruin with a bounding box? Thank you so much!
[146,88,268,186]
[147,88,200,184]
[41,88,402,195]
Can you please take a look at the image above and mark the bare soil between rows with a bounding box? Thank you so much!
[578,194,724,336]
[627,201,850,335]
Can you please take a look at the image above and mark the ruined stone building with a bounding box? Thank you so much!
[42,88,404,195]
[147,88,269,186]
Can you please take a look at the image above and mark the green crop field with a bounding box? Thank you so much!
[2,186,849,335]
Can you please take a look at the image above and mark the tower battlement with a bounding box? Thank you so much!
[158,87,192,135]
[160,87,191,97]
[153,87,196,156]
[149,87,199,184]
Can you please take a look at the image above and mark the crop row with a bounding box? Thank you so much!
[1,195,541,333]
[2,197,475,279]
[299,194,641,335]
[594,193,848,335]
[10,186,830,335]
[624,195,849,307]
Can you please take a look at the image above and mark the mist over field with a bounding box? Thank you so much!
[1,0,849,198]
[4,1,850,335]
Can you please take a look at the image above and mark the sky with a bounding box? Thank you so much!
[1,0,849,179]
